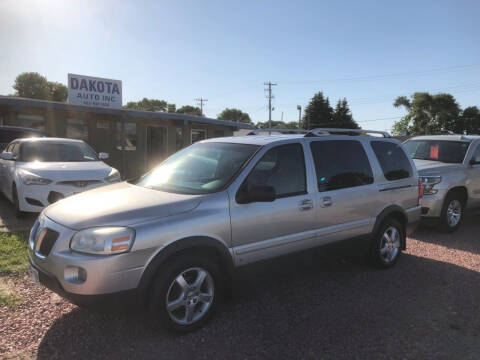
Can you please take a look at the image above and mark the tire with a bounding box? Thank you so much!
[147,252,223,333]
[440,193,465,233]
[369,218,404,269]
[12,184,25,218]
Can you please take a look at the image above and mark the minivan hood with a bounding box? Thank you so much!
[413,159,463,175]
[44,182,202,230]
[18,161,112,181]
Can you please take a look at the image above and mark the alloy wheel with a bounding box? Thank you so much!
[446,199,462,228]
[379,226,401,264]
[165,267,214,325]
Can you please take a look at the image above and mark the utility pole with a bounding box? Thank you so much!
[194,98,208,116]
[297,105,302,128]
[264,82,277,133]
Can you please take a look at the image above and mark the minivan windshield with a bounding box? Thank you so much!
[404,140,470,164]
[19,142,99,162]
[134,142,259,194]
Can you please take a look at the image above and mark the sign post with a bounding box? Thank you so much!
[68,74,122,109]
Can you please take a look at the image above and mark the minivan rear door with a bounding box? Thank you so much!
[308,139,380,247]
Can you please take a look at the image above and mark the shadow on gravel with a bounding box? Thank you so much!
[37,249,480,360]
[0,194,36,232]
[413,210,480,255]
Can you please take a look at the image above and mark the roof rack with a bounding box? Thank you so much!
[305,128,391,138]
[247,128,309,135]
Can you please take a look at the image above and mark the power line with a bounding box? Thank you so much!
[264,82,277,132]
[279,63,480,85]
[194,98,208,116]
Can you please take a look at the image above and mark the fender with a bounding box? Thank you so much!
[137,236,234,297]
[372,205,408,250]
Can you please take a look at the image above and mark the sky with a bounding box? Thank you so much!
[1,0,480,132]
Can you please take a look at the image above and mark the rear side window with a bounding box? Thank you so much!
[310,140,373,192]
[243,143,306,198]
[371,141,412,181]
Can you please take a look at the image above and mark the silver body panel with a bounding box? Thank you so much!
[410,137,480,217]
[30,134,421,296]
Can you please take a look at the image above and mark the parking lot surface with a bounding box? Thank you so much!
[0,195,36,232]
[1,209,480,359]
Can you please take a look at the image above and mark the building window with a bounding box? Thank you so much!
[176,128,183,151]
[6,114,45,132]
[66,119,88,142]
[116,122,137,151]
[191,129,207,143]
[214,130,224,138]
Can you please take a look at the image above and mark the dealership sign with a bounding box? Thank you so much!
[68,74,122,109]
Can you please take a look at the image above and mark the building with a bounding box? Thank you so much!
[0,96,252,178]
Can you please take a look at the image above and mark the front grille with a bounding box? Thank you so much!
[36,229,59,257]
[57,180,102,188]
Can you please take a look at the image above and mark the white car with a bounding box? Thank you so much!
[0,137,121,216]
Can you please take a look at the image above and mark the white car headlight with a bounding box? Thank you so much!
[420,176,442,195]
[70,227,135,255]
[18,169,52,185]
[105,168,121,183]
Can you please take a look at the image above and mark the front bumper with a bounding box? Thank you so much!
[28,215,154,298]
[419,188,448,218]
[29,259,142,308]
[19,182,109,213]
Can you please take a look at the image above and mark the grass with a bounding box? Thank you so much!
[0,283,22,308]
[0,231,29,275]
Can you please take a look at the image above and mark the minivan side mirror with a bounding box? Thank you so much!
[99,152,109,160]
[0,152,15,161]
[470,156,480,166]
[236,185,276,204]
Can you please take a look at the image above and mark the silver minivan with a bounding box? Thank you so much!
[28,128,421,332]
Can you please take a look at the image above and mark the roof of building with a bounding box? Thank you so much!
[0,96,252,130]
[409,134,480,142]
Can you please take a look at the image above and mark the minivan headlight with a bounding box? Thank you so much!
[70,227,135,255]
[19,169,52,185]
[420,176,442,195]
[105,168,121,183]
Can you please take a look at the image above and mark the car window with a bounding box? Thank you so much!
[11,143,20,157]
[242,143,306,198]
[371,141,413,181]
[134,142,260,195]
[19,142,99,162]
[473,144,480,159]
[403,140,469,164]
[310,140,373,192]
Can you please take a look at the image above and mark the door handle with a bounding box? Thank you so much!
[299,199,313,211]
[321,196,332,207]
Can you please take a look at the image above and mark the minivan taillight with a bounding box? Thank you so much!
[418,178,423,205]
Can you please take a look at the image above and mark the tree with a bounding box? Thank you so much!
[167,103,176,113]
[176,105,202,116]
[217,108,251,123]
[124,98,167,112]
[256,120,299,129]
[332,98,359,129]
[302,92,333,129]
[12,72,68,101]
[47,81,68,102]
[392,92,461,135]
[457,106,480,134]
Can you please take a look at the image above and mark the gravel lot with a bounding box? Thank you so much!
[1,212,480,359]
